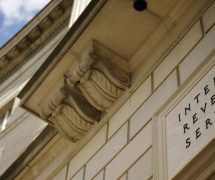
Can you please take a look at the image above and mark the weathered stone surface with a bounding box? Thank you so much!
[40,40,131,142]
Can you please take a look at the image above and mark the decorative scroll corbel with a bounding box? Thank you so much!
[40,39,131,142]
[51,87,101,142]
[66,40,131,111]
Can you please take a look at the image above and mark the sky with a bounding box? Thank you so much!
[0,0,51,48]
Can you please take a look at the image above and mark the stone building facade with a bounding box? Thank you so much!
[0,0,215,179]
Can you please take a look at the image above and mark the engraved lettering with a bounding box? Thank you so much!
[200,103,207,113]
[185,103,191,116]
[172,73,215,152]
[192,113,198,124]
[183,123,190,134]
[195,128,201,139]
[211,94,215,106]
[204,84,209,95]
[178,114,181,122]
[205,118,212,129]
[194,93,200,104]
[185,138,191,149]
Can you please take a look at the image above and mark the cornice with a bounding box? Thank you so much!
[16,0,213,179]
[0,0,73,83]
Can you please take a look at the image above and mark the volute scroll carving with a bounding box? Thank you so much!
[40,39,131,142]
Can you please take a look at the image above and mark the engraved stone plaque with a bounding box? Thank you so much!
[165,65,215,179]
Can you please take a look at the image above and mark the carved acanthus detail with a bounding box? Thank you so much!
[40,40,131,142]
[51,104,92,142]
[78,70,122,111]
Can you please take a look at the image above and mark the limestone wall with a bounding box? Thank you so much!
[50,1,215,179]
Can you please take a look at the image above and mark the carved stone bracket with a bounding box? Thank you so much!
[40,39,131,142]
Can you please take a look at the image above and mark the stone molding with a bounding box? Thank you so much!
[40,40,131,142]
[16,0,214,179]
[15,134,71,180]
[0,0,73,83]
[0,125,56,180]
